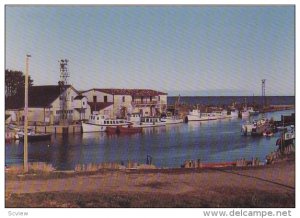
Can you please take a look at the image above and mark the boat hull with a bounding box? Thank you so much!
[18,134,52,142]
[82,123,107,132]
[186,114,216,121]
[106,126,118,134]
[132,122,166,128]
[119,126,142,134]
[161,118,183,124]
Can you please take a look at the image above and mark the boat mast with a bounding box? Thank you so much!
[24,54,31,173]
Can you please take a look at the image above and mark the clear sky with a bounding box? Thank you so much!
[5,6,295,96]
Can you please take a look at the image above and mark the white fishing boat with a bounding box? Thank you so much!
[82,113,130,132]
[241,121,255,135]
[127,113,166,128]
[186,109,211,121]
[246,107,259,116]
[138,117,166,127]
[241,108,250,118]
[161,112,183,124]
[241,118,267,136]
[230,109,239,118]
[211,110,232,119]
[186,109,201,121]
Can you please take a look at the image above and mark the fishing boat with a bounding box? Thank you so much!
[82,113,130,132]
[137,117,166,127]
[241,108,250,118]
[118,125,142,134]
[230,109,239,118]
[241,118,268,136]
[16,130,51,142]
[249,107,260,116]
[186,109,212,122]
[211,110,232,119]
[127,113,166,128]
[105,126,119,134]
[161,112,183,124]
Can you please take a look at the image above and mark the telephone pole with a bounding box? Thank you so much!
[262,79,266,108]
[24,54,31,173]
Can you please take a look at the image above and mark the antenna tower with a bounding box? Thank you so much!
[59,59,69,123]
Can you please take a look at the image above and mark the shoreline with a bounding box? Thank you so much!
[5,155,295,208]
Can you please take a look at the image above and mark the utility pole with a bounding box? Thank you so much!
[262,79,266,108]
[24,54,31,173]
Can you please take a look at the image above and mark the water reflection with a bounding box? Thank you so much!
[5,110,294,170]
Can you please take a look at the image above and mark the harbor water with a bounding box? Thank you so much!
[5,109,294,170]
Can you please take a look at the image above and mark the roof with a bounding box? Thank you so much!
[6,85,77,109]
[82,88,167,97]
[88,102,114,111]
[74,95,86,100]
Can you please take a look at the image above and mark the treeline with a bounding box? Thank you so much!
[5,69,34,109]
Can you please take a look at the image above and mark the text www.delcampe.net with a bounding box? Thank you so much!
[203,209,292,218]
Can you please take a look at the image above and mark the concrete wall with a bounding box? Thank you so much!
[113,95,133,118]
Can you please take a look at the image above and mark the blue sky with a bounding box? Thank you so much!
[5,6,295,96]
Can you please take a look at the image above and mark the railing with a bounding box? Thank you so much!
[132,100,158,105]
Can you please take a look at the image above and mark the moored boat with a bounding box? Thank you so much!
[106,126,119,134]
[118,125,142,134]
[82,113,130,132]
[186,109,212,121]
[16,130,51,142]
[127,113,166,128]
[230,109,239,118]
[241,118,268,136]
[137,117,166,128]
[161,112,183,124]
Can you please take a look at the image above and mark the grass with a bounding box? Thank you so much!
[5,189,295,208]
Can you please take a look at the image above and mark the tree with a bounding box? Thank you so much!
[5,69,34,108]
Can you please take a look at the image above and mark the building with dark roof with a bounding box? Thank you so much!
[5,85,91,125]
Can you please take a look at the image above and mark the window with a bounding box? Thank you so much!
[83,101,85,105]
[141,96,144,103]
[93,96,97,103]
[150,96,152,102]
[71,96,74,102]
[158,96,160,101]
[104,96,108,103]
[122,96,125,102]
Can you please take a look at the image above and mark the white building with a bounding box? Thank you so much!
[81,88,168,118]
[5,85,91,125]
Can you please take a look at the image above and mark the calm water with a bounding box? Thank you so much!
[167,96,295,106]
[5,109,294,170]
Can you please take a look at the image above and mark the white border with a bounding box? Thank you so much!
[1,1,297,217]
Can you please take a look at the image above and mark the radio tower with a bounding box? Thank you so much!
[59,59,69,124]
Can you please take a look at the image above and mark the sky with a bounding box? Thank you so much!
[5,6,295,96]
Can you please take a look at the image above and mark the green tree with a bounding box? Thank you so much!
[5,69,34,108]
